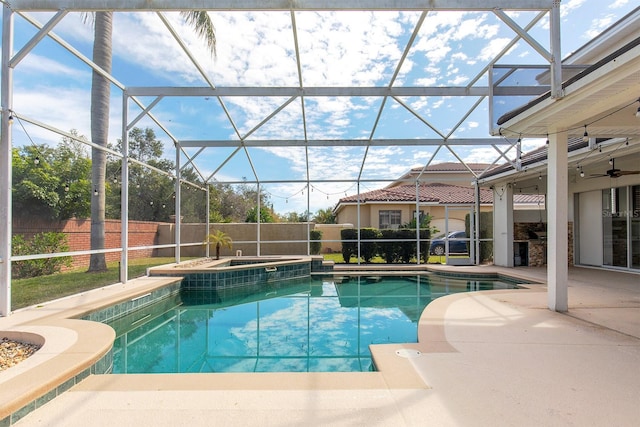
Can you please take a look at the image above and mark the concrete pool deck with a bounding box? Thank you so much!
[2,265,639,426]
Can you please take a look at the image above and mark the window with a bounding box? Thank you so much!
[379,210,401,229]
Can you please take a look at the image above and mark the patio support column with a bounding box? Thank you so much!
[547,130,568,312]
[492,183,514,267]
[0,5,13,316]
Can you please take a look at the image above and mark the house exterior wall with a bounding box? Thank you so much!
[335,204,373,227]
[336,203,493,233]
[314,223,353,253]
[156,222,313,257]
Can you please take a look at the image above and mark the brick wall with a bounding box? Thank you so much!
[13,218,162,269]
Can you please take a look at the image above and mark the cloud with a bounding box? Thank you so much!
[478,38,512,61]
[16,54,87,80]
[585,15,615,39]
[11,84,122,149]
[608,0,629,8]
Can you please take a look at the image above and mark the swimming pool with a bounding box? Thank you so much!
[108,274,520,373]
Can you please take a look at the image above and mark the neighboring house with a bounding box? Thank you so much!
[334,162,544,233]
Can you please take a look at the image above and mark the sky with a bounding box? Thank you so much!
[2,0,637,215]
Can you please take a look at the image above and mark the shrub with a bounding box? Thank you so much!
[309,229,322,255]
[395,229,417,263]
[378,229,398,263]
[340,228,358,264]
[12,232,72,279]
[359,228,380,262]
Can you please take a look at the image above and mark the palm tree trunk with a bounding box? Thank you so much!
[88,11,112,272]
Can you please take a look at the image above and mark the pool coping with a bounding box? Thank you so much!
[0,264,537,425]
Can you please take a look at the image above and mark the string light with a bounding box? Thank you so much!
[64,183,70,192]
[582,125,589,142]
[7,113,13,124]
[580,167,585,178]
[93,187,98,196]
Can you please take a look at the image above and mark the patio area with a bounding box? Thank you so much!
[2,265,638,426]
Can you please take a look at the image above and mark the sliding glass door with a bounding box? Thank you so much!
[632,186,640,270]
[602,187,627,267]
[602,185,640,270]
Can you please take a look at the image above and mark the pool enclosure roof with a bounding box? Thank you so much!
[2,0,567,208]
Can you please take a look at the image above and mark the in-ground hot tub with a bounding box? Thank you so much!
[147,256,333,291]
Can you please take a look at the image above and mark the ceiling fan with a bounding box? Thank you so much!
[589,158,640,178]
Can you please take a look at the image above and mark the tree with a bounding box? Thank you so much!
[87,11,216,272]
[88,11,113,272]
[313,207,336,224]
[107,127,206,222]
[204,229,232,260]
[245,206,275,223]
[12,137,91,220]
[281,211,311,222]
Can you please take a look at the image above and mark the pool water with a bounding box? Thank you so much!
[109,275,519,373]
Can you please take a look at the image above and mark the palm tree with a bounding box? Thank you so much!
[87,11,216,272]
[204,230,233,260]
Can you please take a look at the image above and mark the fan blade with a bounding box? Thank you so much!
[616,170,640,176]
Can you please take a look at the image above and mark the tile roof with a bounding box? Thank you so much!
[411,162,494,173]
[339,183,494,205]
[338,182,544,206]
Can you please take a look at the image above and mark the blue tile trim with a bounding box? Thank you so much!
[5,350,112,426]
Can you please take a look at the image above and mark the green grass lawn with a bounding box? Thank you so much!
[11,253,461,311]
[11,257,187,310]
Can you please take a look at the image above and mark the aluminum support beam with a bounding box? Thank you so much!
[180,138,507,148]
[0,5,13,317]
[549,0,563,99]
[120,99,129,284]
[125,86,543,97]
[175,146,181,263]
[8,1,554,12]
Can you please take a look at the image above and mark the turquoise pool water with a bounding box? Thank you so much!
[108,275,519,373]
